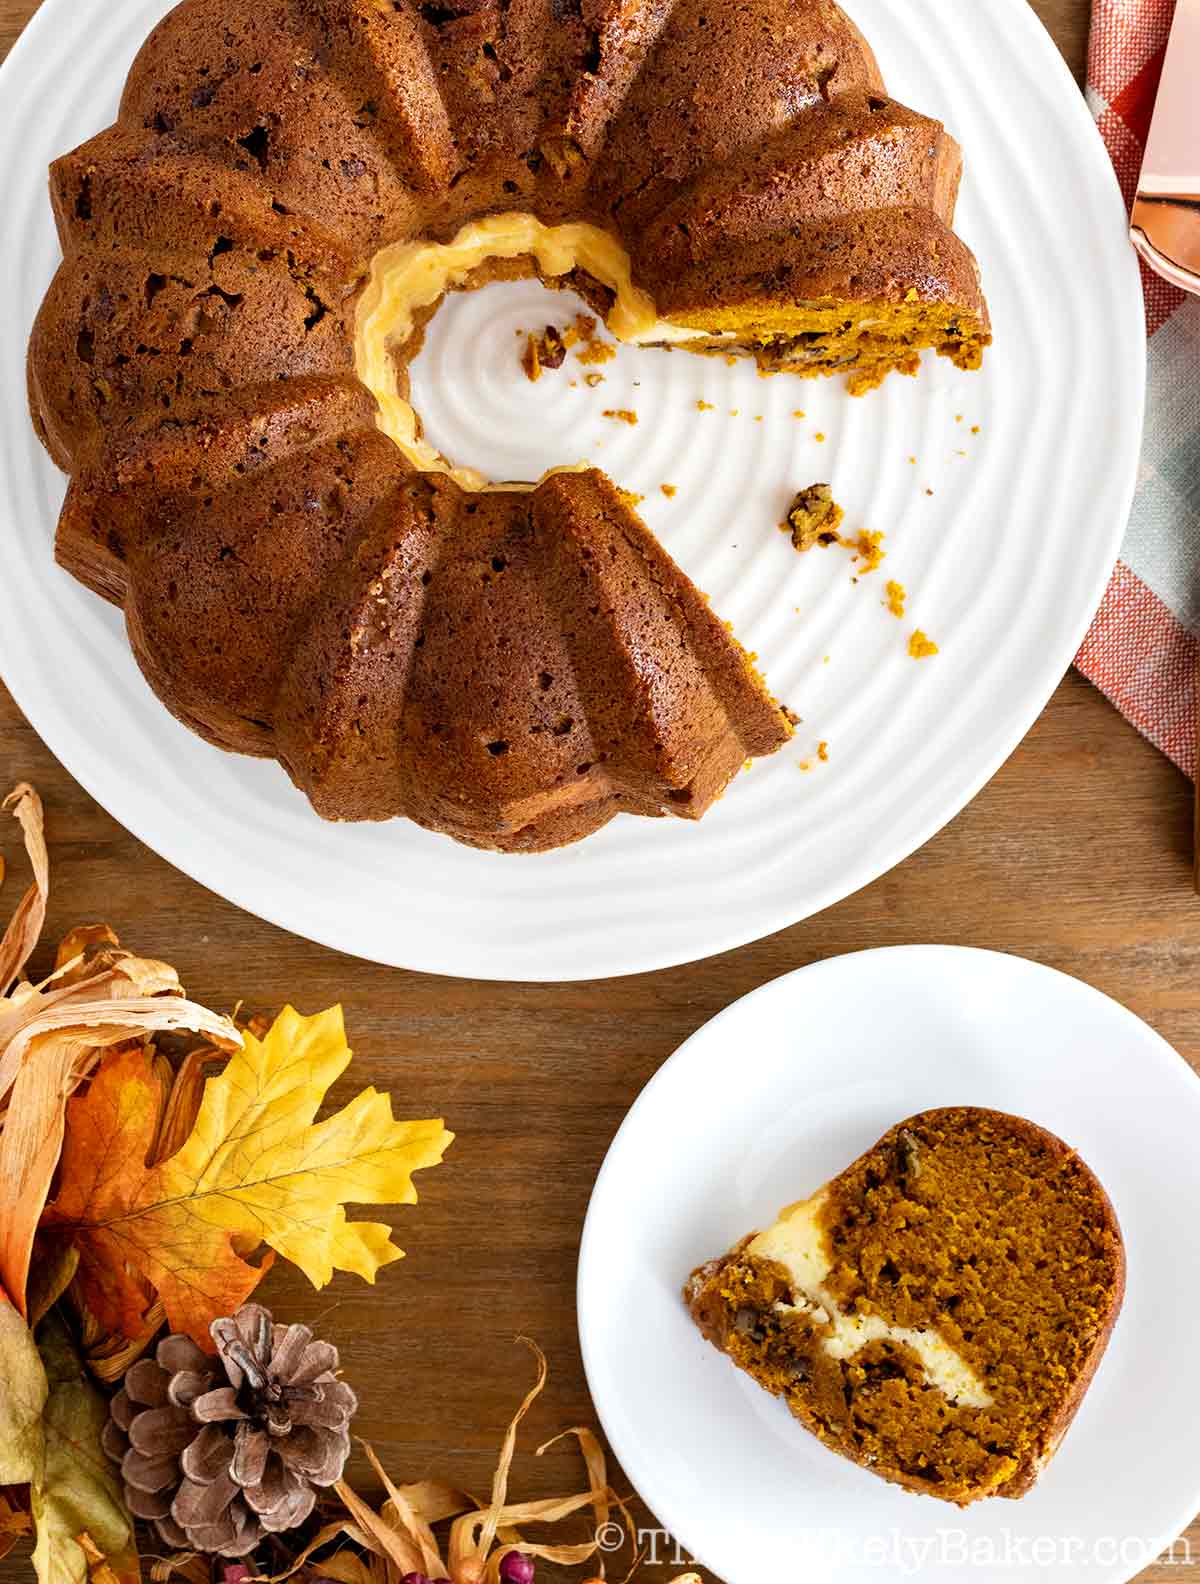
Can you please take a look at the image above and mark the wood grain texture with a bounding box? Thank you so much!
[2,2,1192,1581]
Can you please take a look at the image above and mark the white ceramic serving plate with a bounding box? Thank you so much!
[0,1,1143,980]
[579,946,1200,1584]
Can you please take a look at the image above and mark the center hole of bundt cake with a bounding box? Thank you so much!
[354,211,731,491]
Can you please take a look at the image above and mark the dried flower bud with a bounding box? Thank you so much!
[499,1553,535,1584]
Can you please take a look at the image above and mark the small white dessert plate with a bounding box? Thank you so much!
[0,0,1143,979]
[578,947,1200,1584]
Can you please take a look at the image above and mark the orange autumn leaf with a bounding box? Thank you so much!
[0,983,237,1322]
[0,1489,32,1563]
[45,1006,453,1349]
[44,1042,268,1345]
[0,787,241,1318]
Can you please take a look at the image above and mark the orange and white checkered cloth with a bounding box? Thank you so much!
[1075,0,1200,775]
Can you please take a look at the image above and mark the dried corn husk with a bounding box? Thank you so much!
[0,784,242,1318]
[0,786,48,998]
[75,1301,168,1386]
[147,1553,210,1584]
[237,1341,690,1584]
[77,1531,129,1584]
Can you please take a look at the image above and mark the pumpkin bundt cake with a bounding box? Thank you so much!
[27,0,989,851]
[684,1108,1124,1503]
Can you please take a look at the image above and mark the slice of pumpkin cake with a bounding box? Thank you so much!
[684,1107,1124,1504]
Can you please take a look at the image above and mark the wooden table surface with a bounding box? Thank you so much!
[1,1,1191,1581]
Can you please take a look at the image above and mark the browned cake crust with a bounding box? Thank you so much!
[27,0,987,848]
[684,1108,1125,1504]
[57,394,792,850]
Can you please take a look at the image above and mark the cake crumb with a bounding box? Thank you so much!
[785,489,885,574]
[602,408,638,426]
[971,424,981,435]
[584,372,605,388]
[520,325,568,382]
[817,740,829,762]
[885,580,907,619]
[792,410,806,418]
[849,529,885,575]
[661,483,677,498]
[815,431,826,443]
[909,629,940,660]
[696,399,716,412]
[784,483,844,551]
[571,314,616,366]
[617,488,645,507]
[520,334,542,383]
[576,339,616,366]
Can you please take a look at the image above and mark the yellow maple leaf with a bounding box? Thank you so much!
[165,1005,451,1288]
[46,1005,452,1346]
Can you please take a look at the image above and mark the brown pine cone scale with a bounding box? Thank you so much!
[103,1304,357,1557]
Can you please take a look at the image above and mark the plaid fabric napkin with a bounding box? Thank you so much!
[1075,0,1200,775]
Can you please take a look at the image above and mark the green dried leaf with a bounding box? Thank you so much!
[31,1310,138,1584]
[0,1295,47,1484]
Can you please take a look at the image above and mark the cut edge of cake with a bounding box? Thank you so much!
[684,1107,1125,1506]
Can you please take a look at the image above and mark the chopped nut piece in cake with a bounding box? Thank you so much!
[685,1108,1125,1505]
[537,325,566,369]
[785,484,845,551]
[520,326,567,383]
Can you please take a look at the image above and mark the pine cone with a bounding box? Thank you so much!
[102,1304,356,1557]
